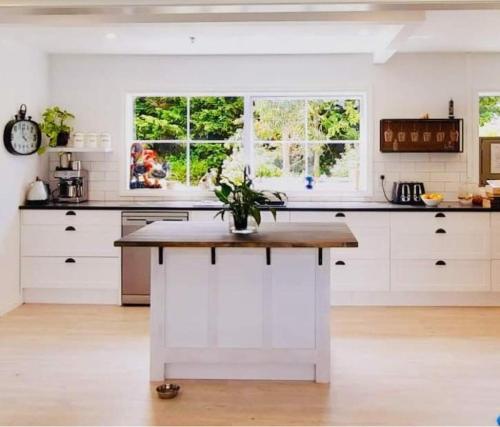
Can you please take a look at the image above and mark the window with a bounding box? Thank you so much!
[127,93,366,194]
[130,96,243,190]
[479,95,500,136]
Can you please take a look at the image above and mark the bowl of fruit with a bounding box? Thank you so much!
[421,193,444,207]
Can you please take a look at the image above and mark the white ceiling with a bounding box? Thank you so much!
[0,8,500,62]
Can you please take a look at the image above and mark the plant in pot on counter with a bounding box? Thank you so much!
[38,106,75,153]
[214,166,285,233]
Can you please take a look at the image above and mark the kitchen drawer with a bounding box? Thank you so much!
[391,259,491,292]
[22,209,121,226]
[491,261,500,291]
[391,230,490,259]
[331,259,390,291]
[332,227,389,259]
[21,224,120,257]
[490,214,500,258]
[391,212,490,234]
[21,257,120,290]
[289,211,389,228]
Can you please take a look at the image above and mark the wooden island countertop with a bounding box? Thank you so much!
[114,221,358,248]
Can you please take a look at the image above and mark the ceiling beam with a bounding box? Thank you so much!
[372,21,421,64]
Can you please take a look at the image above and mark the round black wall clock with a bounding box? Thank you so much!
[3,104,42,155]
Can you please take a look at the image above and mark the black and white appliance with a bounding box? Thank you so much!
[391,181,425,205]
[121,211,189,305]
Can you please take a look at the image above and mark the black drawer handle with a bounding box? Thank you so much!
[65,258,76,263]
[65,211,76,216]
[335,213,346,218]
[435,213,446,218]
[335,260,346,266]
[65,226,76,231]
[435,260,446,266]
[435,228,446,234]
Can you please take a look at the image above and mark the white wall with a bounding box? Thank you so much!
[48,53,500,201]
[0,41,48,315]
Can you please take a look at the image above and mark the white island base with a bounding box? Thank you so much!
[150,247,331,383]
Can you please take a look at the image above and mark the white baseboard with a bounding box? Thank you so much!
[332,291,500,306]
[0,298,22,317]
[23,288,121,305]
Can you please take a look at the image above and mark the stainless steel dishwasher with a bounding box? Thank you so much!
[121,211,189,305]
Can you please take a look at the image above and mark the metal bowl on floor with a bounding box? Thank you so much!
[156,383,180,399]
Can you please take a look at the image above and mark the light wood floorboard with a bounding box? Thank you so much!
[0,304,499,426]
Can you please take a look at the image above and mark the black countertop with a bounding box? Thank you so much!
[19,200,493,212]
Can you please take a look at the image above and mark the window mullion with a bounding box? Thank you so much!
[187,97,191,187]
[304,99,309,178]
[243,96,253,175]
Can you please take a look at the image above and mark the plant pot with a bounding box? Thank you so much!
[233,215,248,231]
[56,131,70,147]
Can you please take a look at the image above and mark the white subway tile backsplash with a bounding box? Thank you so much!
[400,172,430,182]
[429,172,461,182]
[88,190,105,200]
[91,161,118,171]
[384,162,415,173]
[88,171,105,181]
[400,153,430,162]
[78,152,106,162]
[445,182,460,192]
[47,143,469,202]
[105,171,119,181]
[425,182,446,192]
[415,162,446,172]
[445,162,467,172]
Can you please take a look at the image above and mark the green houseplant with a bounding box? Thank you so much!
[214,166,284,232]
[40,106,75,148]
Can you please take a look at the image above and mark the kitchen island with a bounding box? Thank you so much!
[115,221,357,383]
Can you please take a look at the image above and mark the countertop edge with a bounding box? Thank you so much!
[19,203,493,212]
[113,241,359,248]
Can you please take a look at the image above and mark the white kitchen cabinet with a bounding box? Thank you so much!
[289,211,390,293]
[491,260,500,291]
[331,259,390,291]
[21,257,120,290]
[22,209,120,226]
[391,212,491,260]
[21,224,120,257]
[391,259,491,292]
[289,211,389,228]
[20,209,121,305]
[490,213,500,259]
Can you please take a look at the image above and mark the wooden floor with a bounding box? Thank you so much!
[1,305,499,426]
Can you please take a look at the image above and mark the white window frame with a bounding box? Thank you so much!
[122,91,370,199]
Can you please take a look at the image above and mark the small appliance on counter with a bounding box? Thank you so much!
[26,177,50,205]
[391,181,425,205]
[53,155,88,203]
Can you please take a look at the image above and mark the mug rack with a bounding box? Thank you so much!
[380,118,463,153]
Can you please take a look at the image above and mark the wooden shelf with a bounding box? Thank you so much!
[380,118,463,153]
[47,146,112,153]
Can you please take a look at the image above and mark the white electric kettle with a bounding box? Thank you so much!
[26,177,50,205]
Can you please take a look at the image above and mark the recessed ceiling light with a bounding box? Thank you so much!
[105,32,117,40]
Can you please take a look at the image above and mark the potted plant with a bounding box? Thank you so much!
[40,106,75,148]
[214,166,284,233]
